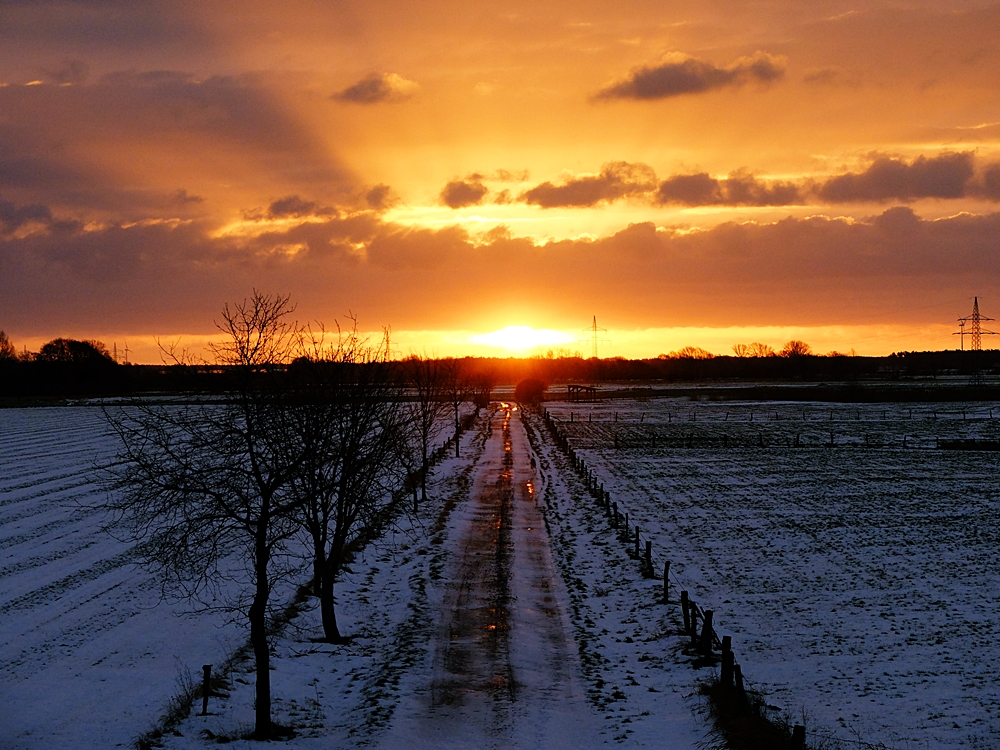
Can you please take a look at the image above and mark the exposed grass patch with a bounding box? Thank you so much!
[699,674,801,750]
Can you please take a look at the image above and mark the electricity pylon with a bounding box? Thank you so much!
[955,297,996,385]
[584,316,608,359]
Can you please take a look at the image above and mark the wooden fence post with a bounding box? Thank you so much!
[792,725,805,749]
[663,561,670,602]
[612,503,618,527]
[680,590,689,633]
[734,663,747,705]
[200,664,212,716]
[645,540,652,573]
[634,526,640,557]
[721,649,734,688]
[699,610,714,654]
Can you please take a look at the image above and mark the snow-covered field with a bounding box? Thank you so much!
[9,396,997,749]
[544,397,1000,748]
[1,403,714,749]
[0,406,247,750]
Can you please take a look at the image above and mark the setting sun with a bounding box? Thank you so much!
[468,326,576,352]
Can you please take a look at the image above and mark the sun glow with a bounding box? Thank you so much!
[468,326,575,351]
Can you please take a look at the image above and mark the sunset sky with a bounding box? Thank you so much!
[3,1,1000,361]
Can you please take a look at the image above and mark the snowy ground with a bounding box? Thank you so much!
[17,395,975,749]
[154,406,710,749]
[0,404,476,750]
[544,397,1000,748]
[0,406,247,750]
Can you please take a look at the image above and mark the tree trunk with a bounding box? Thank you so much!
[250,526,272,740]
[312,535,325,597]
[319,555,346,643]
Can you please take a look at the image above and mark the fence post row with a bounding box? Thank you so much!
[547,407,800,744]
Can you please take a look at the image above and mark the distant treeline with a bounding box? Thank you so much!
[4,341,1000,401]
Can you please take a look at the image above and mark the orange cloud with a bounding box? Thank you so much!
[595,51,786,101]
[521,162,656,208]
[332,73,419,104]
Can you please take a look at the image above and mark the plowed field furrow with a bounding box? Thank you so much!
[1,544,144,615]
[0,539,101,580]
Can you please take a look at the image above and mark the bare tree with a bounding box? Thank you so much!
[748,341,776,358]
[102,291,304,740]
[732,343,751,358]
[669,346,715,359]
[0,330,15,360]
[402,355,448,503]
[441,358,471,457]
[470,368,496,413]
[284,322,408,642]
[780,340,812,357]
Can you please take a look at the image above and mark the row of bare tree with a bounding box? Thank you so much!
[100,292,489,740]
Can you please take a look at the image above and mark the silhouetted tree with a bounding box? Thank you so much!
[0,330,15,360]
[102,291,304,741]
[402,355,448,502]
[470,368,496,412]
[780,340,812,357]
[514,377,547,403]
[285,323,408,642]
[748,342,776,358]
[669,346,715,359]
[731,343,751,358]
[37,338,114,364]
[441,358,471,457]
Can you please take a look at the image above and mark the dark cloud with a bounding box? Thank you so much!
[724,173,802,206]
[266,195,333,219]
[0,197,53,234]
[594,51,785,101]
[817,152,975,203]
[4,203,1000,335]
[170,189,203,206]
[42,58,89,85]
[656,173,722,205]
[365,184,394,210]
[440,178,488,208]
[0,2,205,53]
[521,161,657,208]
[0,72,357,215]
[332,72,419,104]
[976,164,1000,201]
[494,153,1000,210]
